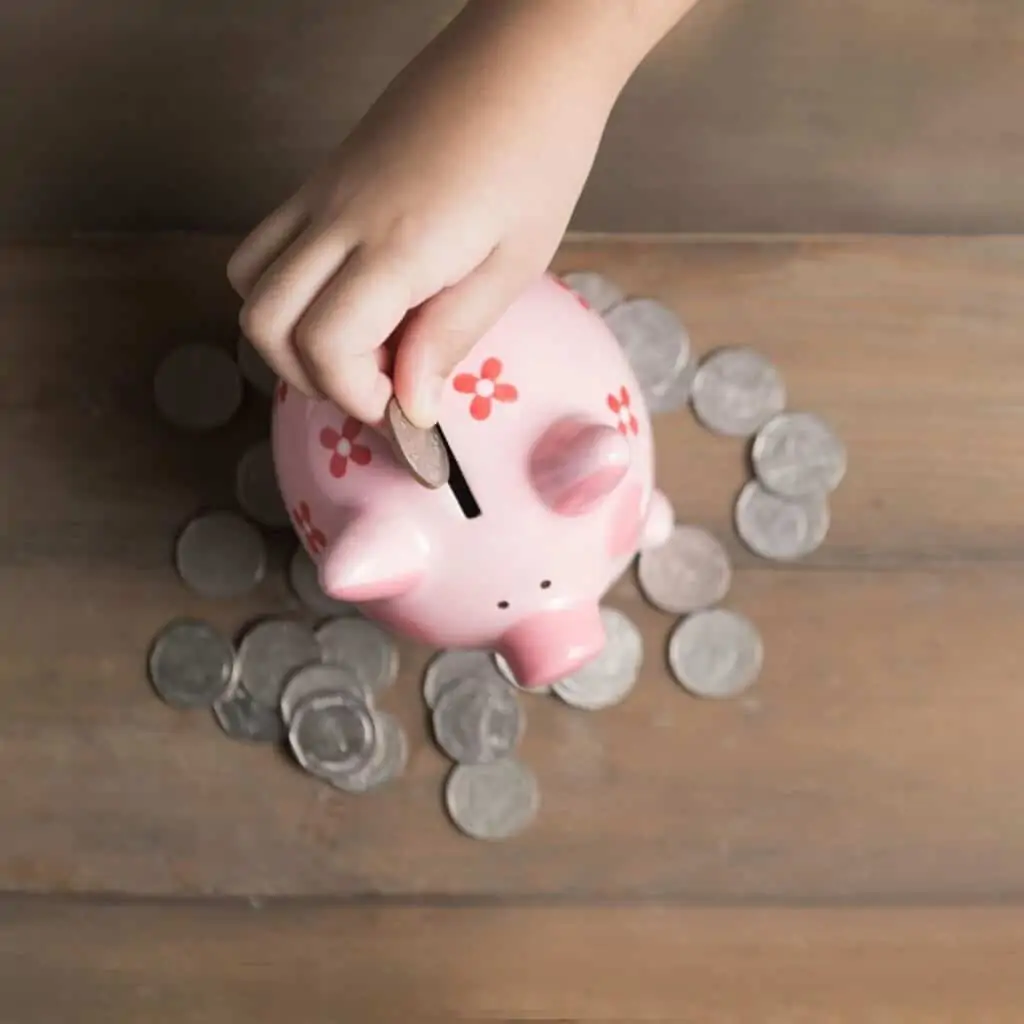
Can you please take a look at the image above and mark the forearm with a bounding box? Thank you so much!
[431,0,701,110]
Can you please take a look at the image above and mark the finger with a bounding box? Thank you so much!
[238,222,353,397]
[293,245,419,422]
[393,249,527,428]
[226,194,308,299]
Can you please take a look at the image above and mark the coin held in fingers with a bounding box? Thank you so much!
[384,396,450,489]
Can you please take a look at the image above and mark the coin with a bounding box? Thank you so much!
[752,411,847,497]
[604,298,690,413]
[147,618,236,709]
[236,332,277,397]
[288,691,376,777]
[330,712,409,793]
[288,546,359,618]
[667,608,763,699]
[235,440,290,529]
[691,347,786,436]
[279,662,370,725]
[734,480,830,561]
[236,618,321,708]
[445,759,540,841]
[423,648,504,709]
[552,606,642,710]
[560,270,625,314]
[433,675,524,764]
[315,618,398,694]
[213,685,285,744]
[174,510,267,598]
[154,343,243,431]
[384,396,449,488]
[637,525,732,615]
[649,353,697,415]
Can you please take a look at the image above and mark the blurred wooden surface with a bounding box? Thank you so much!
[3,901,1024,1022]
[2,233,1023,1017]
[1,0,1022,234]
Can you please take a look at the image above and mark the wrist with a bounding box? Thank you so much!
[448,0,695,110]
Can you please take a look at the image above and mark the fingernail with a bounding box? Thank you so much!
[409,373,444,429]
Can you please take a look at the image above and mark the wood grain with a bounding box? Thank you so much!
[2,900,1024,1022]
[0,0,1022,234]
[0,235,1022,903]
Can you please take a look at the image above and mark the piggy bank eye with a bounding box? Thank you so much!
[497,600,509,610]
[540,579,551,589]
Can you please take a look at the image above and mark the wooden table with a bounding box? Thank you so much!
[1,235,1023,1020]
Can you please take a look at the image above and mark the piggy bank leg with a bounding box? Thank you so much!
[500,605,606,689]
[641,488,674,550]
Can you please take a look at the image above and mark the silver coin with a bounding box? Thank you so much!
[147,618,236,709]
[331,712,409,793]
[288,546,359,618]
[236,332,277,397]
[433,675,524,764]
[649,353,697,415]
[752,411,847,497]
[279,661,370,725]
[637,525,731,615]
[553,606,642,711]
[154,343,243,431]
[174,511,267,599]
[315,618,398,694]
[667,608,763,699]
[445,759,540,841]
[235,440,290,529]
[691,347,787,437]
[491,651,552,694]
[288,691,376,777]
[560,270,625,314]
[423,648,504,709]
[236,618,321,708]
[735,480,830,561]
[213,685,284,744]
[603,298,690,412]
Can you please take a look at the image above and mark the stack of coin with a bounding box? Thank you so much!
[421,648,538,839]
[147,609,408,791]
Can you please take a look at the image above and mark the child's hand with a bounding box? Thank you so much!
[227,0,696,429]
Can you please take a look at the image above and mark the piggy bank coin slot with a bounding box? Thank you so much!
[436,425,481,519]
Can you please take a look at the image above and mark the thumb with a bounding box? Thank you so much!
[392,254,529,429]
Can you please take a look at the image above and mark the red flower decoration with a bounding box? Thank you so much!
[318,417,372,478]
[452,357,518,421]
[276,380,288,404]
[607,386,638,436]
[292,501,326,556]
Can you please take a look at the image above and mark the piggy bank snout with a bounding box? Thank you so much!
[499,605,606,689]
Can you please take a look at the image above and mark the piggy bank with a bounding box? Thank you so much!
[272,274,673,688]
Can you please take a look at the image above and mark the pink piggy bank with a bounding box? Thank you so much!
[272,274,673,688]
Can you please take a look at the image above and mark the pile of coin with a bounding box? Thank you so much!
[148,610,408,792]
[143,271,847,842]
[422,650,538,839]
[563,269,847,700]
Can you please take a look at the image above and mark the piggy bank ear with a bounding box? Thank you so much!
[529,419,630,517]
[320,512,428,602]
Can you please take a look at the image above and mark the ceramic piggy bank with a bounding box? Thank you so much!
[272,274,673,688]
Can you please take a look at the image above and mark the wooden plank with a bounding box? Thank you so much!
[2,900,1024,1022]
[1,0,1022,234]
[1,236,1023,899]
